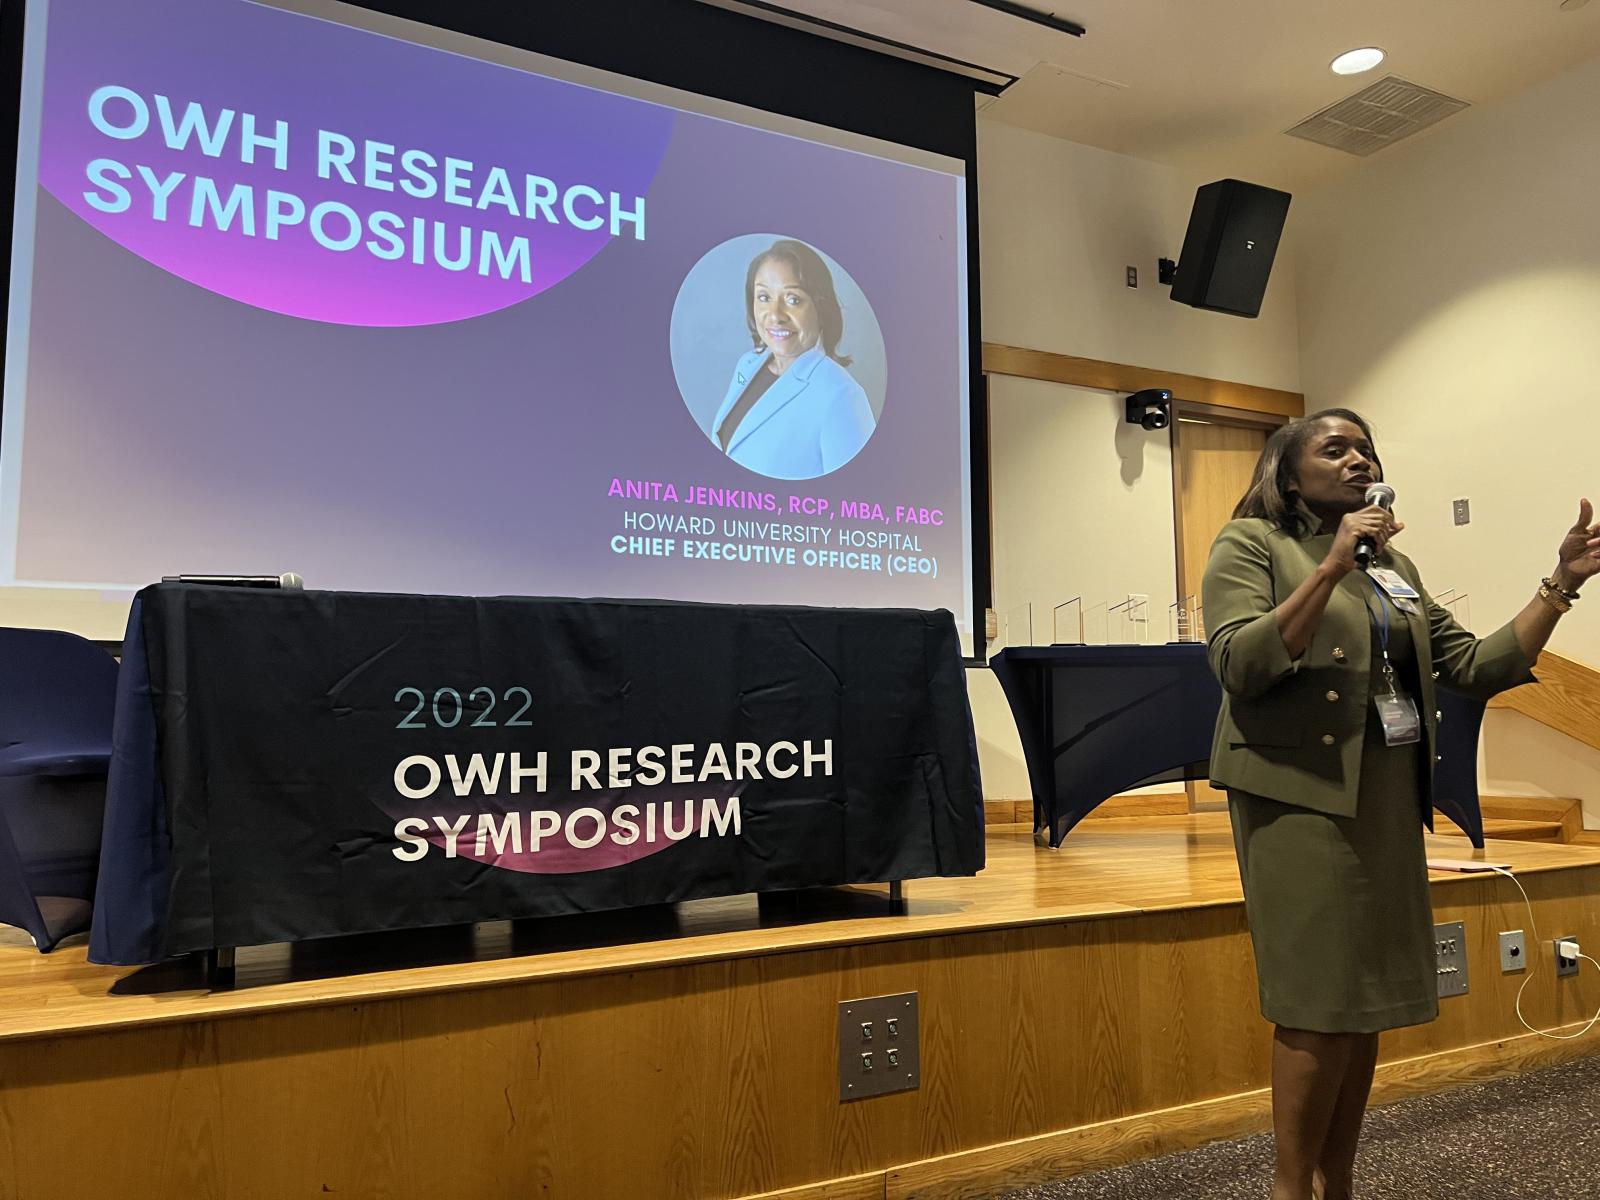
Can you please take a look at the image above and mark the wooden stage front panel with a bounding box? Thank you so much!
[0,817,1598,1200]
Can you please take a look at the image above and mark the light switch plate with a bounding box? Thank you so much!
[1435,921,1468,997]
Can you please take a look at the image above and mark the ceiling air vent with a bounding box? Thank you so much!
[1286,75,1469,156]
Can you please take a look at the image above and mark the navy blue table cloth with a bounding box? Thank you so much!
[89,585,984,965]
[989,644,1488,849]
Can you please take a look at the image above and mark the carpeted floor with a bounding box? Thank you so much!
[997,1054,1600,1199]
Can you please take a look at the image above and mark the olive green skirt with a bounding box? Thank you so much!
[1228,713,1437,1034]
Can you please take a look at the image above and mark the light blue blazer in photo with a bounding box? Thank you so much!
[709,346,876,479]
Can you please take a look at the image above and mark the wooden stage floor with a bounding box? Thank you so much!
[5,812,1599,1044]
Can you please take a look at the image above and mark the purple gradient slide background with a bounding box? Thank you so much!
[36,0,674,326]
[10,0,970,617]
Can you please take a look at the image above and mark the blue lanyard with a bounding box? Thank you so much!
[1362,574,1391,653]
[1362,574,1400,695]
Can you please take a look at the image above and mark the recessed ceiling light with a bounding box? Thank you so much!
[1330,47,1386,75]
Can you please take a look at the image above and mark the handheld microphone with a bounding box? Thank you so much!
[1353,483,1395,571]
[162,573,305,589]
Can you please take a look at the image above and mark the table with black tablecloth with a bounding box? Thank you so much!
[89,585,984,965]
[989,643,1488,848]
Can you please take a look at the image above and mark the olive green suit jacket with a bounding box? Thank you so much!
[1201,515,1536,818]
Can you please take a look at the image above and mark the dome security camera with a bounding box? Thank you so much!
[1125,388,1172,431]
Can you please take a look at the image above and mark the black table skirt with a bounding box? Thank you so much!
[90,585,984,964]
[990,644,1487,848]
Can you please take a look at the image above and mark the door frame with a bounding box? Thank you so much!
[1170,401,1293,617]
[1170,403,1295,812]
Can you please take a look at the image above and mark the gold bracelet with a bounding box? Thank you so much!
[1543,576,1581,603]
[1538,583,1573,614]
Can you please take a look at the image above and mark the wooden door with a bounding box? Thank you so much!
[1173,414,1275,811]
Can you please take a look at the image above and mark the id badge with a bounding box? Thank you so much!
[1374,692,1422,746]
[1369,567,1420,602]
[1368,568,1419,614]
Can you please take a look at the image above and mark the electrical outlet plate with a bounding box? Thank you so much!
[838,992,919,1101]
[1555,935,1580,978]
[1435,921,1468,997]
[1453,498,1471,526]
[1499,930,1526,973]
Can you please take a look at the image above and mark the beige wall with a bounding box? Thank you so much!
[1294,54,1600,824]
[977,121,1302,390]
[1481,709,1600,806]
[971,121,1303,801]
[971,380,1180,800]
[0,589,129,643]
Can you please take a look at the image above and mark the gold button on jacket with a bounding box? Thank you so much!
[1202,516,1537,820]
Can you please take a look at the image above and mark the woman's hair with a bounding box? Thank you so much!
[1232,408,1383,536]
[744,239,852,367]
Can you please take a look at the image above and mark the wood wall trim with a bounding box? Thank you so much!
[1173,399,1292,428]
[742,1025,1600,1200]
[1488,650,1600,754]
[981,343,1306,420]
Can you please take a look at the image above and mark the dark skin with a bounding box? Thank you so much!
[1262,416,1600,1200]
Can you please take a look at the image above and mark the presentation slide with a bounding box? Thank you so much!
[2,0,973,641]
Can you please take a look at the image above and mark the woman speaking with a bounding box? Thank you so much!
[1202,408,1600,1200]
[709,239,875,480]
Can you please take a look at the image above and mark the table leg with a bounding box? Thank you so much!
[207,946,236,990]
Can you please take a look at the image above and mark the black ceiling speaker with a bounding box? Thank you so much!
[1168,179,1292,318]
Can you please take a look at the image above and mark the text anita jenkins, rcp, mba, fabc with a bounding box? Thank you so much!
[386,740,833,862]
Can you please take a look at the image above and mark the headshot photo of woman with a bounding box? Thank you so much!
[707,239,877,479]
[1202,408,1600,1200]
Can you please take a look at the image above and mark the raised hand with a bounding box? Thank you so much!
[1552,499,1600,592]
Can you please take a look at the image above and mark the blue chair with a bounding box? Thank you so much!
[0,628,118,950]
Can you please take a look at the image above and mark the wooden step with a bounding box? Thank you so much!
[984,793,1189,826]
[987,797,1585,840]
[1479,817,1567,842]
[1431,797,1581,844]
[1478,795,1582,843]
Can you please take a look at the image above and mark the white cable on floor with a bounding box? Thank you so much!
[1486,864,1600,1041]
